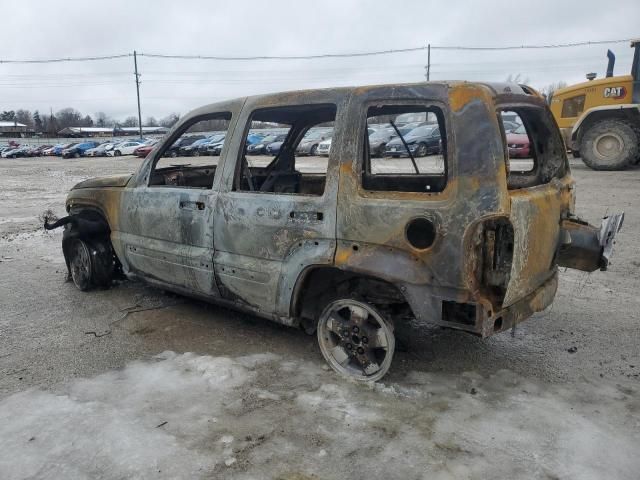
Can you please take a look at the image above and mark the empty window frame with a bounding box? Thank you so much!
[498,107,568,189]
[149,113,232,189]
[234,104,336,196]
[362,104,447,193]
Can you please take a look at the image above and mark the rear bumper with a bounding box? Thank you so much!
[557,213,624,272]
[478,272,558,337]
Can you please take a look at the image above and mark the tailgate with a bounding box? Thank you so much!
[502,183,565,307]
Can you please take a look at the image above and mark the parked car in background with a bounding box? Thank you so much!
[502,120,520,133]
[179,137,212,156]
[106,141,145,157]
[62,141,99,158]
[85,143,113,157]
[133,140,159,158]
[2,145,32,158]
[265,140,284,155]
[316,138,331,156]
[247,134,286,155]
[385,125,441,157]
[506,124,531,158]
[25,145,52,156]
[163,135,206,157]
[246,133,265,145]
[296,128,333,156]
[368,128,395,157]
[200,134,226,155]
[42,144,61,156]
[52,143,77,156]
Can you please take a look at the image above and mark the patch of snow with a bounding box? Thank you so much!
[0,352,638,480]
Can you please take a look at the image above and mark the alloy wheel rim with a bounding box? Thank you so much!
[318,299,394,381]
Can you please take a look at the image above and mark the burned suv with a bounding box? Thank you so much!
[50,82,622,381]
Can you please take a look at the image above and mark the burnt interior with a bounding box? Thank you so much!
[481,218,514,305]
[235,104,336,196]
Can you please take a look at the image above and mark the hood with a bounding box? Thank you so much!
[506,133,529,144]
[72,175,132,190]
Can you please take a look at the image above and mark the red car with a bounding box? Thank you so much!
[133,141,157,158]
[506,124,531,158]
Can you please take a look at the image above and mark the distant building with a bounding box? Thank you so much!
[0,121,30,137]
[58,126,169,137]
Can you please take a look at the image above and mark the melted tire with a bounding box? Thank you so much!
[69,239,93,291]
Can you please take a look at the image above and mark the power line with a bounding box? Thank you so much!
[0,53,132,64]
[0,38,633,64]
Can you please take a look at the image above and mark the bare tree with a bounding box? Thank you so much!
[145,116,159,127]
[55,108,84,129]
[95,112,113,128]
[15,109,34,129]
[33,111,43,132]
[505,73,531,85]
[540,81,568,101]
[160,113,180,128]
[121,116,139,127]
[0,111,16,122]
[81,115,94,127]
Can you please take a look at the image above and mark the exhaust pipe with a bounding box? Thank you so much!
[606,49,615,77]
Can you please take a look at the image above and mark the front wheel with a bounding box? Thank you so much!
[74,152,80,158]
[310,144,318,156]
[580,119,638,170]
[113,150,121,157]
[317,298,395,382]
[69,239,93,291]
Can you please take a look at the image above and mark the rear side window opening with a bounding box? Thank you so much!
[498,107,568,190]
[361,104,448,194]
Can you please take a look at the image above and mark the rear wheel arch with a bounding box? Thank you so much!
[290,266,411,332]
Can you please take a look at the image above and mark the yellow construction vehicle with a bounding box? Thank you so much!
[549,40,640,170]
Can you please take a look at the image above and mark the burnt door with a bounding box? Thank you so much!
[214,97,345,318]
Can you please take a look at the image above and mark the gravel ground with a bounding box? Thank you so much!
[0,155,638,479]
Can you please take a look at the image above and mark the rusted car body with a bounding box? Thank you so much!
[54,81,622,381]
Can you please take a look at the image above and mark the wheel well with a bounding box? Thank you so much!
[574,108,640,142]
[291,266,411,327]
[62,208,113,269]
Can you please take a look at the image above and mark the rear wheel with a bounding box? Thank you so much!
[317,298,395,382]
[416,143,428,157]
[74,152,80,158]
[580,119,638,170]
[310,144,318,156]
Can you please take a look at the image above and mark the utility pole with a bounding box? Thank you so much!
[426,44,431,81]
[133,50,143,139]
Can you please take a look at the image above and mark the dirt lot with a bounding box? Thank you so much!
[1,155,639,479]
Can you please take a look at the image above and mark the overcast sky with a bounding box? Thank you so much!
[1,0,639,121]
